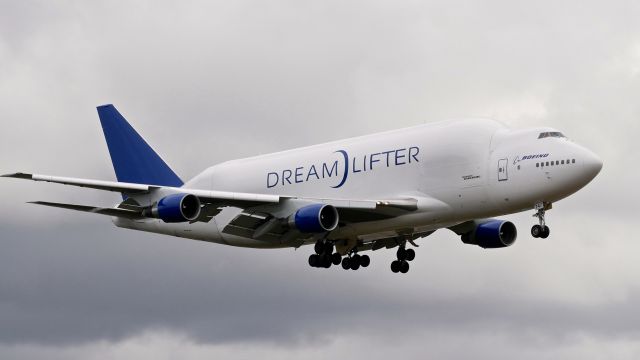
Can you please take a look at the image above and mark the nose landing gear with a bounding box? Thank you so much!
[531,202,551,239]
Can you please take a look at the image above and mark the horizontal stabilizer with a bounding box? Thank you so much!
[29,201,143,219]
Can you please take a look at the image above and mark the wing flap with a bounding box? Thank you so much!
[298,198,418,211]
[29,201,143,219]
[222,211,292,242]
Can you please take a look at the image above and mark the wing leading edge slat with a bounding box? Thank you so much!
[3,173,150,193]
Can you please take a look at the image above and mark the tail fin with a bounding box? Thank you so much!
[97,104,184,187]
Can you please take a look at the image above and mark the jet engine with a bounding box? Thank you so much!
[461,219,517,248]
[289,204,339,233]
[145,193,201,223]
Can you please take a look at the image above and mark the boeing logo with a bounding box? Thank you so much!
[513,153,549,165]
[266,146,420,188]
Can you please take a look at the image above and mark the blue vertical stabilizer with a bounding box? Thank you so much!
[97,104,184,187]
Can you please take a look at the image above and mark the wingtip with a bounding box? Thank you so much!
[27,201,55,207]
[1,172,33,179]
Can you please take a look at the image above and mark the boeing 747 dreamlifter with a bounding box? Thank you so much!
[3,105,603,273]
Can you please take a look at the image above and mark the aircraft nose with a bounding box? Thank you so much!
[582,148,603,181]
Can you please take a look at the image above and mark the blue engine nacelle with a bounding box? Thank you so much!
[461,219,517,249]
[288,204,339,233]
[147,193,201,223]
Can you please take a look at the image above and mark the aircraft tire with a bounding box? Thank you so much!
[308,254,320,267]
[397,247,407,261]
[399,261,409,273]
[391,260,400,273]
[331,253,342,265]
[350,259,360,271]
[324,242,334,254]
[540,226,550,239]
[341,257,351,270]
[360,255,370,267]
[322,256,332,268]
[531,225,542,238]
[405,249,415,261]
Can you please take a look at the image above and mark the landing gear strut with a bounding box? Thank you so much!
[531,202,551,239]
[390,242,415,274]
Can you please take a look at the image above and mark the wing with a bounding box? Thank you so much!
[2,172,426,225]
[2,173,280,203]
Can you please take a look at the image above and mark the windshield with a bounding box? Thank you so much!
[538,131,565,139]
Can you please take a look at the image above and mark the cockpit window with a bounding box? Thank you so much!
[538,131,566,139]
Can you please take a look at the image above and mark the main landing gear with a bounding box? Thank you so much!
[531,202,551,239]
[390,244,415,274]
[308,240,370,270]
[340,250,370,271]
[308,240,341,268]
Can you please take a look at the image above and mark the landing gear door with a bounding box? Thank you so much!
[498,158,508,181]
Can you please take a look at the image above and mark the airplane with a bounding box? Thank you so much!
[2,105,603,273]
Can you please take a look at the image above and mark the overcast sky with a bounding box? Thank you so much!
[1,0,639,359]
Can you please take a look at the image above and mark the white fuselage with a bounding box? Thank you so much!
[114,119,602,248]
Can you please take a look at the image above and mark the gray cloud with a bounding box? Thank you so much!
[2,218,640,348]
[1,0,640,358]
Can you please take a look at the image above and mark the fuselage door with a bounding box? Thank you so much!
[498,158,508,181]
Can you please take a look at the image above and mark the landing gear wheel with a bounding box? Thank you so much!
[323,258,332,268]
[531,225,542,238]
[399,261,410,273]
[405,248,415,261]
[391,242,413,273]
[397,247,407,261]
[350,259,360,270]
[331,252,342,265]
[360,255,370,267]
[391,260,400,273]
[308,254,320,267]
[341,257,351,270]
[540,226,550,239]
[324,242,334,254]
